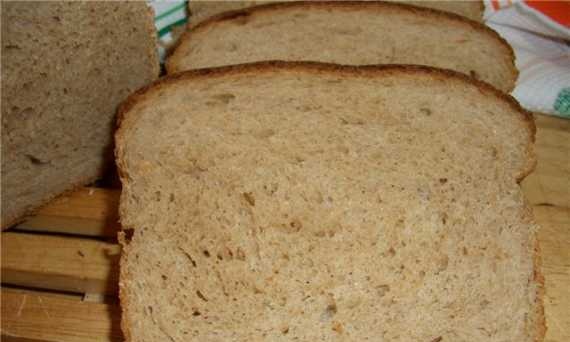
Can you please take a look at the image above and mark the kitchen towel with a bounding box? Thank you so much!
[484,0,570,117]
[148,0,188,61]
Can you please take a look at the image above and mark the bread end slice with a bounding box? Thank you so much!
[1,2,159,229]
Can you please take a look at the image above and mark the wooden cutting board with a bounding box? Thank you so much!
[1,113,568,342]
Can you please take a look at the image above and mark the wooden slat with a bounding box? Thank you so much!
[522,114,570,208]
[1,232,119,295]
[1,288,122,342]
[15,188,120,237]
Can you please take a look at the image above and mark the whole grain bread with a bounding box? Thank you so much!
[168,1,515,92]
[188,0,484,27]
[1,1,159,229]
[116,61,543,342]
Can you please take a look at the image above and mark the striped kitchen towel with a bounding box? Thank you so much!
[148,0,188,62]
[484,0,570,118]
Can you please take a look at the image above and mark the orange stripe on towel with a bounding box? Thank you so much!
[524,0,570,27]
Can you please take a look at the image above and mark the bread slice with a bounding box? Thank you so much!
[1,1,159,228]
[169,1,515,93]
[188,0,484,27]
[116,61,543,342]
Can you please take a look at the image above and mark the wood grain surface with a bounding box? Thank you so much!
[1,113,568,342]
[15,188,120,237]
[1,288,122,342]
[1,233,120,295]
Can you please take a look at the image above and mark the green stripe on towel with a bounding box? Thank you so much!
[157,17,188,38]
[155,2,186,21]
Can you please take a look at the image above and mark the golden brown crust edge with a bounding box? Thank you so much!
[142,2,162,79]
[118,230,134,342]
[167,0,518,92]
[520,198,546,342]
[477,0,485,19]
[533,235,547,342]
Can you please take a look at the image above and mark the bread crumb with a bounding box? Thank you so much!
[332,321,343,334]
[376,284,390,297]
[289,219,303,232]
[212,93,235,104]
[243,192,255,206]
[196,290,208,302]
[236,247,246,260]
[437,255,449,273]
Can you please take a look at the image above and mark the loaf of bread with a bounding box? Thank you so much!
[116,62,543,342]
[168,1,516,92]
[188,0,484,27]
[1,2,159,228]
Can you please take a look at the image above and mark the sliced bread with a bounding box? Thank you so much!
[168,1,515,92]
[116,61,543,342]
[188,0,484,27]
[1,1,159,228]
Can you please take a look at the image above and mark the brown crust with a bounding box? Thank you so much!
[116,61,535,180]
[518,195,546,342]
[477,0,486,17]
[117,229,134,342]
[167,0,518,91]
[142,2,162,79]
[533,235,547,342]
[520,199,546,342]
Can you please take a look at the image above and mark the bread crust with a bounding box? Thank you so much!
[118,229,134,342]
[167,0,518,92]
[533,234,547,342]
[115,61,540,342]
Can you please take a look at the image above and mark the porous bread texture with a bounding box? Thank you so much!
[169,1,516,92]
[188,0,484,27]
[116,62,542,342]
[1,1,159,228]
